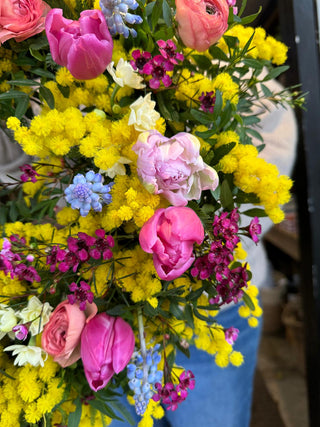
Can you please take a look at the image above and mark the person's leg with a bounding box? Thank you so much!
[164,304,262,427]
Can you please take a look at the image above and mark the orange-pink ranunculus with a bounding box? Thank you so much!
[0,0,51,44]
[41,300,97,368]
[175,0,229,52]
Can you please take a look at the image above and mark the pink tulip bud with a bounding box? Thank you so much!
[45,8,113,80]
[81,313,135,392]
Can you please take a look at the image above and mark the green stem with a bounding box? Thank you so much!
[137,307,148,384]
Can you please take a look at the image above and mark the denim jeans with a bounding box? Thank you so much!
[110,303,263,427]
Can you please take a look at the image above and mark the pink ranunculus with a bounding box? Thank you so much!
[41,300,97,368]
[175,0,229,52]
[45,8,113,80]
[81,313,135,392]
[139,207,204,280]
[0,0,51,44]
[132,130,219,207]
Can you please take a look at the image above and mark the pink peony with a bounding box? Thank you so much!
[45,8,113,80]
[0,0,51,44]
[132,130,219,207]
[139,207,204,280]
[41,300,97,367]
[81,313,135,392]
[175,0,229,52]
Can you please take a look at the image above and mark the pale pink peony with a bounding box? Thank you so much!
[139,207,204,281]
[0,0,51,44]
[132,130,219,207]
[175,0,229,52]
[45,8,113,80]
[41,300,97,367]
[81,313,135,392]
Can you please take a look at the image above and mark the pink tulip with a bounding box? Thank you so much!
[41,300,97,367]
[175,0,229,52]
[45,8,113,80]
[139,207,204,281]
[0,0,51,44]
[133,130,219,207]
[81,313,135,392]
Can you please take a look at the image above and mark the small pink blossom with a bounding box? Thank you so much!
[248,217,262,244]
[142,55,174,89]
[19,164,39,183]
[12,324,28,341]
[68,281,94,311]
[157,39,184,64]
[225,327,239,345]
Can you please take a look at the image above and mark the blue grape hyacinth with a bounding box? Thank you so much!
[127,344,163,415]
[99,0,143,38]
[64,171,113,217]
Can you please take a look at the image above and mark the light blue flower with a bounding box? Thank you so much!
[127,344,163,415]
[64,171,113,217]
[100,0,143,38]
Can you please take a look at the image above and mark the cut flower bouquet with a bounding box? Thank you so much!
[0,0,304,426]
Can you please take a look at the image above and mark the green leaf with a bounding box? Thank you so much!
[240,6,262,26]
[8,79,40,87]
[0,205,8,225]
[263,65,290,81]
[39,85,55,109]
[106,305,127,316]
[0,90,31,100]
[212,90,223,121]
[209,45,229,62]
[9,201,18,222]
[107,400,135,425]
[192,54,213,70]
[89,399,123,421]
[32,68,56,79]
[211,141,236,165]
[151,0,163,30]
[190,109,213,126]
[15,95,30,119]
[29,34,49,50]
[162,0,172,27]
[68,397,82,427]
[242,208,267,217]
[220,179,234,210]
[184,304,194,329]
[0,368,16,380]
[29,48,46,61]
[235,190,260,204]
[242,291,255,310]
[245,127,263,142]
[169,301,184,320]
[260,83,273,97]
[223,35,238,50]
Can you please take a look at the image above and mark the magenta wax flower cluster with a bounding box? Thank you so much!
[19,164,39,183]
[152,370,195,411]
[199,91,216,113]
[0,236,40,283]
[67,281,94,311]
[191,209,258,304]
[46,229,114,274]
[45,9,113,80]
[131,39,183,89]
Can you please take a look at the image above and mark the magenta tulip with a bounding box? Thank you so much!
[139,207,204,281]
[81,313,135,392]
[45,8,113,80]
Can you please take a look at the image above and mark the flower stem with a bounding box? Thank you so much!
[137,307,148,384]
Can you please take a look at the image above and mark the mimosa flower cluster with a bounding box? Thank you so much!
[0,0,304,426]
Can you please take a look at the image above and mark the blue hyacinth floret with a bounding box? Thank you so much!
[64,171,113,217]
[99,0,143,38]
[127,344,163,415]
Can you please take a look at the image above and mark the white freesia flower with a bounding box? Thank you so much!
[128,93,161,132]
[18,296,52,336]
[107,58,145,89]
[100,156,132,178]
[0,304,18,339]
[4,344,47,367]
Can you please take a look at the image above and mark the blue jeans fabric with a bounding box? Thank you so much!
[110,303,262,427]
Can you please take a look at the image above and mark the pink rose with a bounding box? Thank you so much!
[0,0,51,44]
[81,313,135,392]
[41,300,97,367]
[139,207,204,280]
[132,130,219,207]
[175,0,229,52]
[45,9,113,80]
